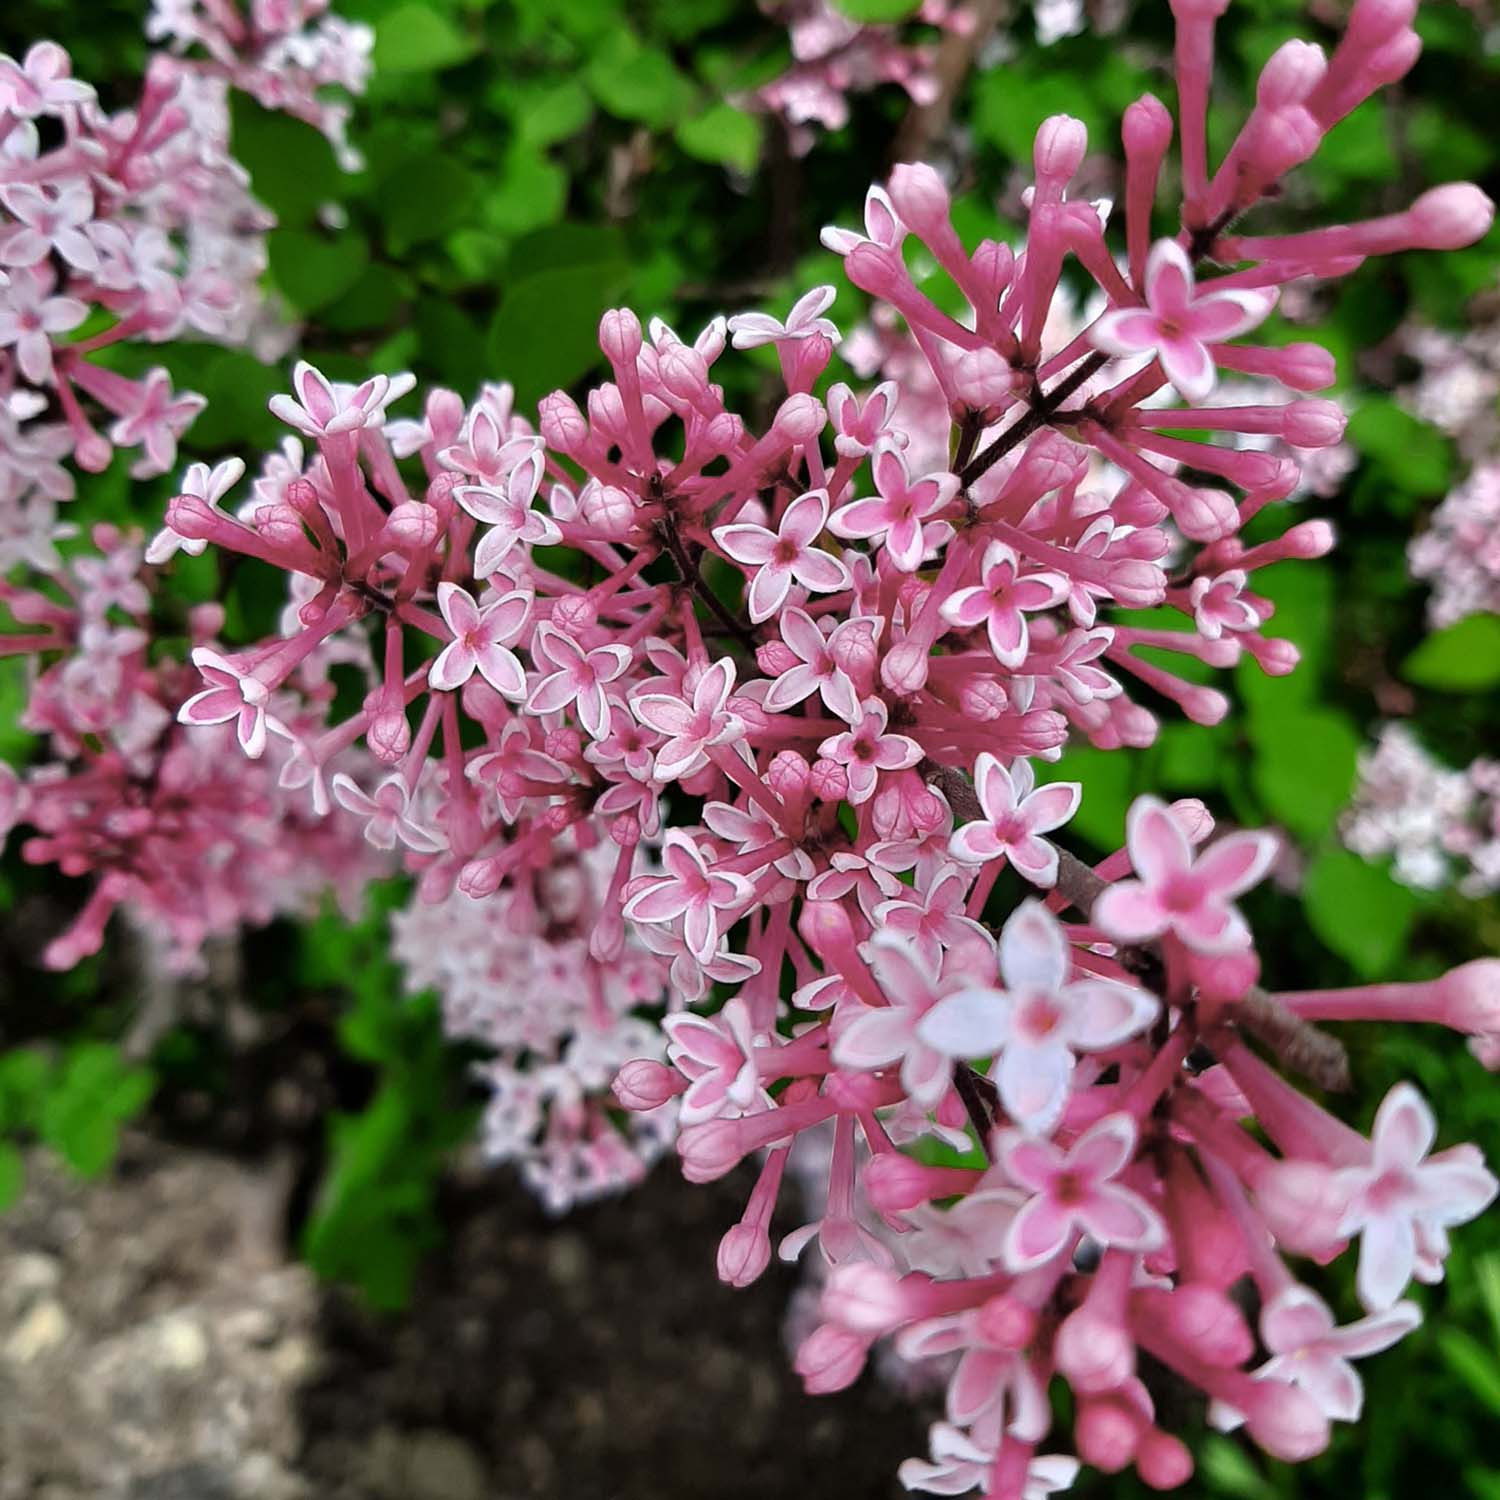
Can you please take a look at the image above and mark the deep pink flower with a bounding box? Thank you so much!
[1091,239,1277,403]
[947,754,1081,886]
[817,696,921,804]
[713,488,850,622]
[998,1112,1167,1270]
[1095,794,1278,953]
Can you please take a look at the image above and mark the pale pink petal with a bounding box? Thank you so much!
[1004,1195,1075,1270]
[1126,796,1192,884]
[1371,1083,1437,1172]
[914,987,1011,1057]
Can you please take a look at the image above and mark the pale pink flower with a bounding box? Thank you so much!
[456,446,561,575]
[663,997,762,1126]
[1091,240,1277,403]
[330,772,445,854]
[1189,570,1262,639]
[621,831,753,963]
[0,266,86,384]
[0,43,94,117]
[820,184,903,257]
[1333,1082,1498,1310]
[998,1112,1167,1271]
[268,361,414,439]
[108,368,206,478]
[872,864,986,970]
[0,183,97,273]
[728,284,840,349]
[178,646,277,758]
[916,899,1158,1134]
[428,582,530,698]
[947,754,1081,886]
[940,540,1070,667]
[898,1426,1078,1499]
[146,457,245,564]
[525,625,633,741]
[829,442,957,572]
[761,607,868,725]
[713,488,850,623]
[631,657,743,782]
[1095,794,1278,953]
[827,379,901,458]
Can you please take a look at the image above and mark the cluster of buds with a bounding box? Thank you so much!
[0,514,381,973]
[146,0,373,168]
[150,0,1500,1492]
[755,0,978,151]
[0,13,367,558]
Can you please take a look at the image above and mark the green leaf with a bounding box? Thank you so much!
[584,30,695,128]
[1347,398,1453,497]
[1040,745,1136,852]
[268,228,370,314]
[0,1143,22,1212]
[1436,1327,1500,1415]
[489,258,631,409]
[0,656,39,764]
[1303,848,1421,979]
[509,79,593,146]
[1235,561,1334,711]
[0,1048,53,1132]
[379,153,478,255]
[372,4,478,74]
[486,142,568,237]
[37,1043,154,1178]
[675,104,763,174]
[1248,706,1359,841]
[1402,613,1500,693]
[229,95,342,226]
[832,0,921,18]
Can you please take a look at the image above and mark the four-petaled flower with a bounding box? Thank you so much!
[947,754,1081,887]
[330,773,446,854]
[178,646,278,758]
[829,442,957,572]
[871,864,986,970]
[632,657,743,782]
[269,361,415,439]
[146,457,244,564]
[898,1427,1078,1500]
[1091,239,1277,404]
[429,581,530,698]
[0,43,94,117]
[1332,1082,1498,1310]
[940,540,1069,667]
[917,899,1158,1134]
[817,696,921,804]
[663,997,763,1126]
[0,266,86,384]
[525,625,634,741]
[622,831,754,962]
[109,367,206,478]
[0,183,98,273]
[762,607,872,725]
[997,1112,1167,1271]
[456,445,561,576]
[826,379,901,458]
[820,184,903,257]
[1094,794,1278,953]
[728,284,841,349]
[1189,570,1263,640]
[713,488,850,623]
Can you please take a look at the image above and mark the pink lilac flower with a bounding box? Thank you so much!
[818,697,922,804]
[632,657,744,782]
[947,755,1081,886]
[429,582,530,697]
[622,831,754,963]
[829,442,957,572]
[728,284,841,349]
[525,626,633,740]
[177,646,278,757]
[1091,239,1277,403]
[916,900,1158,1134]
[713,487,851,622]
[940,542,1070,668]
[1095,795,1278,953]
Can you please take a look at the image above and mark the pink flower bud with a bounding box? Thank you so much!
[165,494,222,541]
[425,388,466,448]
[799,898,857,960]
[863,1153,946,1212]
[457,855,504,899]
[1136,1430,1194,1490]
[952,347,1017,410]
[1075,1397,1141,1473]
[971,239,1015,298]
[580,482,636,538]
[757,640,799,676]
[551,595,598,634]
[767,750,811,802]
[658,342,711,401]
[794,1323,869,1394]
[1123,93,1173,158]
[538,391,589,454]
[545,728,584,762]
[1106,561,1168,609]
[1158,1284,1254,1366]
[76,431,113,472]
[1242,1381,1331,1462]
[774,393,826,443]
[612,1058,680,1111]
[1283,399,1346,448]
[1254,1160,1349,1256]
[1186,945,1260,1002]
[809,757,849,803]
[1283,519,1336,559]
[887,162,950,235]
[598,307,643,365]
[1257,40,1327,106]
[974,1293,1037,1350]
[678,1118,747,1183]
[386,500,439,547]
[844,243,906,301]
[1364,28,1421,88]
[958,678,1009,721]
[1437,959,1500,1036]
[1406,184,1495,250]
[1034,114,1089,183]
[1347,0,1417,47]
[367,709,411,764]
[1277,342,1339,390]
[1056,1307,1135,1394]
[881,637,931,694]
[1175,487,1239,543]
[717,1220,772,1288]
[821,1263,907,1335]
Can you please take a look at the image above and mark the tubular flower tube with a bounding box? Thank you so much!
[147,1,1498,1494]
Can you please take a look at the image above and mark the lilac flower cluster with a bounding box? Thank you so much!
[116,0,1500,1491]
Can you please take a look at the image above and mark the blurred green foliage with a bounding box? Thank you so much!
[1,0,1499,1492]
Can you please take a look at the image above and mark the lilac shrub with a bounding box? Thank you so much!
[83,0,1500,1492]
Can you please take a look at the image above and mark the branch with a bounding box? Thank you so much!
[923,762,1352,1093]
[659,515,759,651]
[889,0,1005,166]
